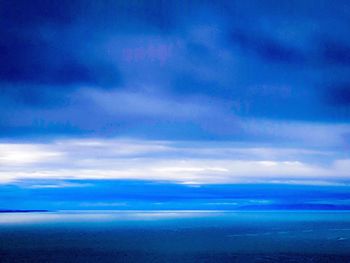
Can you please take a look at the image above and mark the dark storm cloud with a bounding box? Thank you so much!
[0,0,186,32]
[0,0,78,27]
[0,29,121,87]
[322,40,350,66]
[1,0,350,138]
[229,30,306,64]
[229,31,350,68]
[0,0,187,88]
[325,83,350,106]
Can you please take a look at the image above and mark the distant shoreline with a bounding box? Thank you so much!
[2,208,350,213]
[0,210,49,213]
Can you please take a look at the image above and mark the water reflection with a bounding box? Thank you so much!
[0,210,224,225]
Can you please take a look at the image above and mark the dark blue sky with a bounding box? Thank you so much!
[1,0,350,209]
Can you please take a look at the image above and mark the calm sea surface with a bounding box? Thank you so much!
[1,211,350,262]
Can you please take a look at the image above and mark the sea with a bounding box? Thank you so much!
[0,210,350,262]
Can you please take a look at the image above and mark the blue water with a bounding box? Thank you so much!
[1,211,350,262]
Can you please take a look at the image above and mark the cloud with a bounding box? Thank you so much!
[242,119,350,147]
[0,30,121,88]
[230,30,306,64]
[1,0,350,139]
[324,83,350,106]
[0,143,62,165]
[84,88,215,120]
[2,1,350,212]
[0,138,348,185]
[322,41,350,66]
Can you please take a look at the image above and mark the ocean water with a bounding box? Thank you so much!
[0,211,350,262]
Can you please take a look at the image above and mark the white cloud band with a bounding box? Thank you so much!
[0,138,349,185]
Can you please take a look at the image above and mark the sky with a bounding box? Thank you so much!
[1,0,350,210]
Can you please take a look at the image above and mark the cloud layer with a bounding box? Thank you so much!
[0,139,349,185]
[1,0,350,139]
[1,1,350,207]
